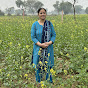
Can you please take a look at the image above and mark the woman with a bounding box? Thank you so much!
[31,8,56,83]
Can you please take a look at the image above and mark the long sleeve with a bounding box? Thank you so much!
[50,22,56,44]
[31,23,39,44]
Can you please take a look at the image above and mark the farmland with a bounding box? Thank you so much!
[0,15,88,88]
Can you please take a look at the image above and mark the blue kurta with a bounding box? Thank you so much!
[31,20,56,68]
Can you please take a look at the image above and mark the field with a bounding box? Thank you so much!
[0,15,88,88]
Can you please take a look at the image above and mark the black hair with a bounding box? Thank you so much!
[37,8,46,14]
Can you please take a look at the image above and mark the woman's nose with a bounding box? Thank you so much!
[42,14,45,15]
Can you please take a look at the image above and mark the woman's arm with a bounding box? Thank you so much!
[45,41,53,46]
[50,22,56,44]
[31,23,39,44]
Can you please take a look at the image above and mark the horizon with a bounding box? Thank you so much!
[0,0,88,12]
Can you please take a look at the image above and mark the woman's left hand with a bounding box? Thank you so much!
[45,42,50,45]
[45,41,53,46]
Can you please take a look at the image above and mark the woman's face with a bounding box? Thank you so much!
[38,9,46,20]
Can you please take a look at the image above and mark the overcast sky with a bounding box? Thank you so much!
[0,0,88,12]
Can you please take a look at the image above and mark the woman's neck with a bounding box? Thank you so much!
[39,19,45,23]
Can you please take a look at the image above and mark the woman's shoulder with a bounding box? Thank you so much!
[46,20,52,24]
[46,20,53,26]
[46,20,50,22]
[34,21,38,23]
[32,21,38,26]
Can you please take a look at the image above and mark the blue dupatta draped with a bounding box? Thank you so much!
[36,20,51,69]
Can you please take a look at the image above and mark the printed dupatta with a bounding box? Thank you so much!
[37,20,51,69]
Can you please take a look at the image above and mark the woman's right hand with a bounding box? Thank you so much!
[40,43,49,48]
[36,42,49,48]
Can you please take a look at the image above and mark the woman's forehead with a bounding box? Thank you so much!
[39,9,46,12]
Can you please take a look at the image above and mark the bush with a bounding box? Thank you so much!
[0,10,4,16]
[85,7,88,14]
[7,13,12,16]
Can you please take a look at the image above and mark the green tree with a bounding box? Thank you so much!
[73,0,78,20]
[0,10,4,16]
[15,0,26,15]
[34,1,44,13]
[75,5,83,14]
[26,0,36,14]
[85,7,88,14]
[26,0,43,14]
[59,1,72,14]
[5,7,13,16]
[53,1,60,14]
[15,9,23,16]
[15,0,24,8]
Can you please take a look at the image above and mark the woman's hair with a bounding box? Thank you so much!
[37,8,46,14]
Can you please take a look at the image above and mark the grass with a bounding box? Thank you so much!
[0,15,88,88]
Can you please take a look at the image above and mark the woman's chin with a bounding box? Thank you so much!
[41,18,46,20]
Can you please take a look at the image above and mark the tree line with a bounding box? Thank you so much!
[53,1,88,15]
[0,0,88,16]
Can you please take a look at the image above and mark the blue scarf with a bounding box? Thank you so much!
[37,20,51,69]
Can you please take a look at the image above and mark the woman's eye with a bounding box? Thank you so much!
[40,13,42,14]
[40,12,46,14]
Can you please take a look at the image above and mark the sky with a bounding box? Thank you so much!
[0,0,88,12]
